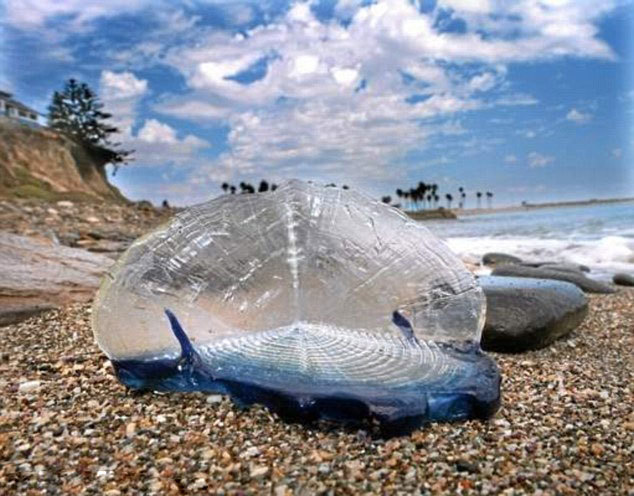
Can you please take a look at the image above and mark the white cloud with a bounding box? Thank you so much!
[504,154,518,164]
[438,0,492,14]
[99,70,148,135]
[528,151,554,168]
[566,108,592,124]
[4,0,151,31]
[125,119,210,167]
[137,119,179,144]
[98,71,209,169]
[100,70,148,99]
[494,94,539,106]
[468,72,497,92]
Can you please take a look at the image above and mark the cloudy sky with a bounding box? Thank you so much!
[2,0,633,206]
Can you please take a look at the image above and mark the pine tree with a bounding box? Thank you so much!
[48,79,133,173]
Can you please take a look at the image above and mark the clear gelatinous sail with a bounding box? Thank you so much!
[93,180,500,431]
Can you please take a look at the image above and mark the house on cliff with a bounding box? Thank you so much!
[0,91,40,127]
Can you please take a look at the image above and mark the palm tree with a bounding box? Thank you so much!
[476,191,482,208]
[402,191,410,210]
[486,191,493,209]
[458,187,464,208]
[445,193,453,209]
[258,180,269,193]
[221,182,229,193]
[381,195,391,204]
[417,182,427,209]
[408,188,416,210]
[230,185,236,194]
[396,188,403,204]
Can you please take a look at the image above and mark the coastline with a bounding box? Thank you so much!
[458,196,634,217]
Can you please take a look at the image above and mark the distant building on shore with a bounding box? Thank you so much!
[0,91,41,127]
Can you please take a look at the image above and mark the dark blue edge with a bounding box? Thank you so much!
[109,310,501,436]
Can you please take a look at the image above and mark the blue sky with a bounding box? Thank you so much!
[2,0,633,206]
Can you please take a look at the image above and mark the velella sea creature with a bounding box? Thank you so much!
[93,180,500,432]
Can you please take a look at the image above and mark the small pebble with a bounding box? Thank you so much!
[18,380,41,393]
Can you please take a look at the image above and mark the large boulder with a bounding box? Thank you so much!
[613,273,634,287]
[479,276,588,353]
[491,264,615,294]
[0,232,114,325]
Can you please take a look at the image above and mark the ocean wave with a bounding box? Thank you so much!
[445,235,634,281]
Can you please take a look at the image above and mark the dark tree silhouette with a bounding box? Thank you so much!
[230,185,237,194]
[48,78,132,174]
[445,193,453,209]
[476,191,483,208]
[221,182,229,193]
[258,180,269,193]
[458,187,464,208]
[342,185,349,190]
[486,191,493,208]
[381,195,392,204]
[395,188,403,204]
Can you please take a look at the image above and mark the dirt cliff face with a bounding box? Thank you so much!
[0,119,128,202]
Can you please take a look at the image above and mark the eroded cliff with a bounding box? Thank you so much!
[0,119,128,202]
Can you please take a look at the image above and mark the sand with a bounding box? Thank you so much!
[1,291,633,494]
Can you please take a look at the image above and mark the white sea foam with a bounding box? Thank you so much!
[422,202,634,282]
[446,235,634,281]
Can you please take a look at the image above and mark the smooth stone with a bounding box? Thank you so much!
[521,261,590,273]
[613,273,634,287]
[491,265,616,294]
[482,252,522,266]
[479,276,588,353]
[0,232,114,326]
[18,380,42,393]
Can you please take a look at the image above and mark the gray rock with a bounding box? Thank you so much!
[491,264,615,294]
[613,273,634,287]
[479,276,588,353]
[521,261,590,273]
[482,252,522,266]
[0,232,114,326]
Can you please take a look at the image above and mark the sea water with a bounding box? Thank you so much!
[423,202,634,282]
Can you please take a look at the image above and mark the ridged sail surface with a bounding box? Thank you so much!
[93,180,500,430]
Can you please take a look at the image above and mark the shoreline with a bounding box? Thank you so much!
[458,196,634,217]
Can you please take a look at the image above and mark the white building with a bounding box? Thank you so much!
[0,91,40,126]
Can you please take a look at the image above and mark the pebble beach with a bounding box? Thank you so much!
[1,290,632,494]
